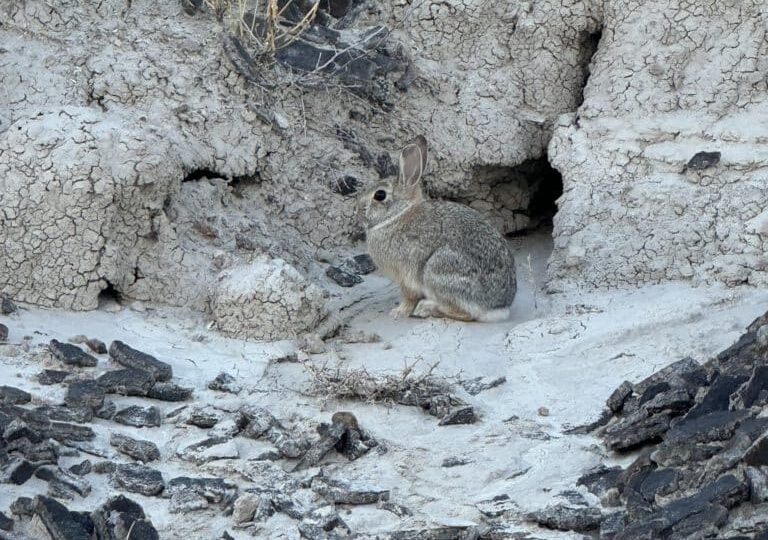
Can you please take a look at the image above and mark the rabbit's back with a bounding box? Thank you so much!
[368,200,516,310]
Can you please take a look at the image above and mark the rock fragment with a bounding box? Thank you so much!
[0,386,31,405]
[167,476,238,512]
[109,341,172,382]
[208,372,242,394]
[112,463,165,496]
[49,339,99,367]
[97,368,155,396]
[92,494,159,540]
[311,476,389,504]
[113,405,162,428]
[325,265,363,287]
[0,324,7,342]
[35,465,92,498]
[438,406,477,426]
[526,504,602,532]
[110,433,161,462]
[34,495,95,540]
[64,380,106,411]
[37,369,70,385]
[146,381,193,401]
[1,296,17,315]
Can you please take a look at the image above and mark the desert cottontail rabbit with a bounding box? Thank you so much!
[359,135,516,321]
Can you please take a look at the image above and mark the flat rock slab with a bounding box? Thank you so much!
[109,341,172,382]
[97,368,155,396]
[34,495,95,540]
[526,504,602,532]
[113,405,161,428]
[37,369,71,385]
[112,463,165,496]
[0,386,31,405]
[146,381,193,402]
[311,476,389,505]
[110,433,161,462]
[65,380,106,411]
[49,339,98,367]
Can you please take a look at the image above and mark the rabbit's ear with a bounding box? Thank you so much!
[398,135,428,191]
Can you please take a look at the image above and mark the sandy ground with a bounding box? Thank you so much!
[2,231,768,538]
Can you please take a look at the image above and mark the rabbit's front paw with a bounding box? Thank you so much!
[390,303,414,319]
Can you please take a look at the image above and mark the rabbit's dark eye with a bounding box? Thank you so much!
[373,189,387,202]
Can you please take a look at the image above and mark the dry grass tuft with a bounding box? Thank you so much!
[303,358,460,410]
[204,0,319,55]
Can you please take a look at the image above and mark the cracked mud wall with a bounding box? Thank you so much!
[1,0,765,326]
[547,0,768,290]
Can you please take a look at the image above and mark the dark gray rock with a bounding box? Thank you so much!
[49,339,98,367]
[92,461,116,474]
[686,151,721,170]
[240,406,279,438]
[109,341,172,382]
[745,433,768,467]
[343,254,377,275]
[92,494,159,540]
[65,380,105,411]
[666,409,749,444]
[186,407,220,428]
[146,382,193,402]
[577,465,623,497]
[10,496,34,517]
[461,376,507,396]
[35,465,92,498]
[178,436,238,464]
[110,433,160,462]
[34,404,93,423]
[0,323,8,342]
[603,412,673,451]
[1,295,17,315]
[113,405,161,428]
[526,504,602,532]
[34,495,95,540]
[84,338,107,354]
[438,406,477,426]
[96,400,117,420]
[685,373,749,419]
[732,364,768,409]
[297,505,351,539]
[638,468,680,501]
[293,421,346,471]
[68,460,91,476]
[0,510,12,531]
[599,511,628,540]
[208,372,242,394]
[670,502,728,539]
[0,456,39,484]
[37,369,70,385]
[167,476,238,510]
[112,463,165,496]
[4,438,58,464]
[311,476,389,504]
[0,386,30,405]
[441,456,472,468]
[97,368,155,396]
[325,265,363,287]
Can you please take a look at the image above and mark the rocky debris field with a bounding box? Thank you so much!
[527,314,768,539]
[1,275,768,539]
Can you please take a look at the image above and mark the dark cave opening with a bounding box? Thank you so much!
[182,168,228,183]
[469,155,563,238]
[97,280,122,306]
[524,154,564,232]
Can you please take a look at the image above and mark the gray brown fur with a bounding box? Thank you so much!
[359,135,516,322]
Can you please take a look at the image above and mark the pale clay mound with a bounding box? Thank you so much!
[2,0,767,342]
